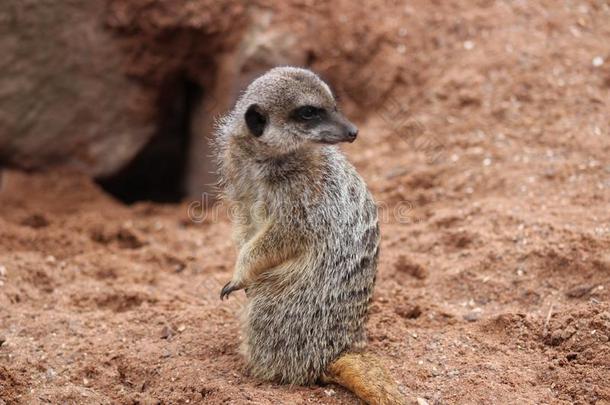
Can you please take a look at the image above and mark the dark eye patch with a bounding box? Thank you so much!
[292,105,325,122]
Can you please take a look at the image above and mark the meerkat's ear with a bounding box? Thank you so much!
[245,104,267,137]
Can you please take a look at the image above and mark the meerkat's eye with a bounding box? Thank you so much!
[294,105,323,121]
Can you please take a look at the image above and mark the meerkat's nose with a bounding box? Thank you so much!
[347,125,359,141]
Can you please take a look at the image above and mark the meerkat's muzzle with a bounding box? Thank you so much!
[336,113,358,143]
[317,113,358,144]
[345,124,358,142]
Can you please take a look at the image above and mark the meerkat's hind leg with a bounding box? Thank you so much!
[322,352,408,405]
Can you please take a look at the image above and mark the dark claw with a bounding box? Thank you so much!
[220,282,237,300]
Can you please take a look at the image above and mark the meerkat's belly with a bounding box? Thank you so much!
[242,206,379,385]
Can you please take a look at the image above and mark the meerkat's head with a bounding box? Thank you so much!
[230,67,358,157]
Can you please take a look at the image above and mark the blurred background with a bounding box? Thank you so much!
[0,1,609,404]
[1,0,413,203]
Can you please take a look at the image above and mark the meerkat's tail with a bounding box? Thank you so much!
[322,352,408,405]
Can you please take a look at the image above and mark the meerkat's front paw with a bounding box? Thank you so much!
[220,281,243,300]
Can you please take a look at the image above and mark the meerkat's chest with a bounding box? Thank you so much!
[231,188,271,245]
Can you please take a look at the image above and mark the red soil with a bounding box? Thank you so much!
[1,0,609,403]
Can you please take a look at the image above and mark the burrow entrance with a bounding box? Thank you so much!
[96,74,203,204]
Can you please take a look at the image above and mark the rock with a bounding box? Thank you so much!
[0,0,150,176]
[565,284,596,298]
[463,308,483,322]
[0,0,248,190]
[160,325,174,340]
[417,397,430,405]
[45,367,57,381]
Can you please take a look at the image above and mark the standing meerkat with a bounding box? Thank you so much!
[216,67,406,404]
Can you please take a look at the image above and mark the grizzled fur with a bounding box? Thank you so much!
[215,67,379,385]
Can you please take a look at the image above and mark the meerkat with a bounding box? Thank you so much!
[216,67,406,405]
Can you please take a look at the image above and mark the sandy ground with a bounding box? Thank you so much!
[1,0,610,404]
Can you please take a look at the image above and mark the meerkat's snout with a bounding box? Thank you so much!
[345,121,359,142]
[310,110,359,145]
[329,111,358,143]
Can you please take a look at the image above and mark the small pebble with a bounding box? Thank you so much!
[46,368,57,381]
[160,325,174,340]
[464,309,483,322]
[592,56,604,67]
[0,265,6,277]
[417,397,430,405]
[566,284,596,298]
